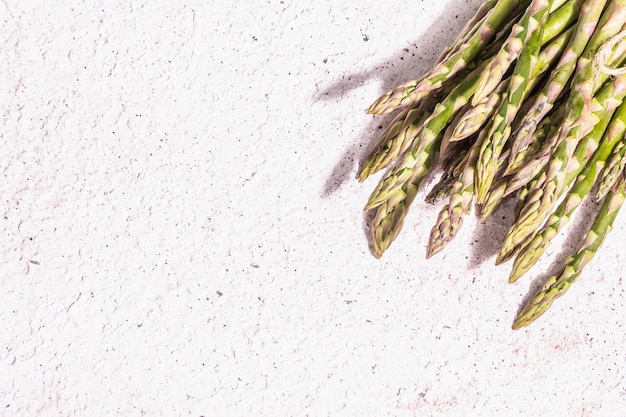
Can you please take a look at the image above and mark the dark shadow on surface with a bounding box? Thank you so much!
[320,0,485,199]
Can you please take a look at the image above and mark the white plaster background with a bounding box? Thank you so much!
[2,0,626,416]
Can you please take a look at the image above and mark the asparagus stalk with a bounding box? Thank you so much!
[472,0,569,104]
[597,138,626,199]
[513,177,626,328]
[427,140,481,257]
[436,0,501,64]
[474,0,564,202]
[368,140,439,258]
[426,137,474,205]
[498,67,626,262]
[480,115,557,218]
[359,102,434,181]
[505,0,612,174]
[507,101,626,281]
[502,110,564,195]
[366,0,531,115]
[450,79,509,142]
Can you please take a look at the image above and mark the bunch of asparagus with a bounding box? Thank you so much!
[359,0,626,328]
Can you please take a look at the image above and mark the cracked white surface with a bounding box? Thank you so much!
[2,0,626,415]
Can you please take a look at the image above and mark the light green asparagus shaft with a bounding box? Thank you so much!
[359,103,433,182]
[474,0,556,203]
[450,79,508,143]
[509,102,626,282]
[427,141,481,257]
[480,114,557,218]
[513,178,626,329]
[501,108,565,198]
[505,0,611,175]
[365,62,493,210]
[366,0,530,115]
[597,138,626,199]
[368,138,439,258]
[498,66,626,262]
[472,0,570,104]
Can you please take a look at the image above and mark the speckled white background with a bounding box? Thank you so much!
[2,0,626,416]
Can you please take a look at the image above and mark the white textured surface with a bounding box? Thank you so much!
[3,0,626,415]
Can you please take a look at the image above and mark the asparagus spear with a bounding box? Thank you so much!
[507,101,626,281]
[505,0,612,175]
[359,102,434,181]
[450,79,508,142]
[472,0,569,104]
[475,0,556,203]
[436,0,501,64]
[359,36,514,182]
[513,176,626,329]
[425,141,472,204]
[427,140,481,257]
[368,140,439,258]
[480,115,557,218]
[501,110,564,195]
[498,66,626,261]
[597,138,626,199]
[366,0,531,115]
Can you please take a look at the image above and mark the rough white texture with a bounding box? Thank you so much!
[3,0,626,415]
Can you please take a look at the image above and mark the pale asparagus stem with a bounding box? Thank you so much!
[509,102,626,283]
[597,139,626,199]
[366,0,529,115]
[366,61,493,256]
[366,64,488,210]
[438,0,539,64]
[505,0,612,174]
[359,103,431,182]
[479,150,513,219]
[369,140,439,258]
[438,102,477,160]
[452,24,573,146]
[514,175,543,219]
[474,0,556,204]
[513,179,626,329]
[480,181,508,219]
[472,0,568,105]
[505,31,574,173]
[505,98,568,175]
[480,116,557,219]
[498,72,626,263]
[502,110,566,198]
[427,141,481,258]
[450,80,508,142]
